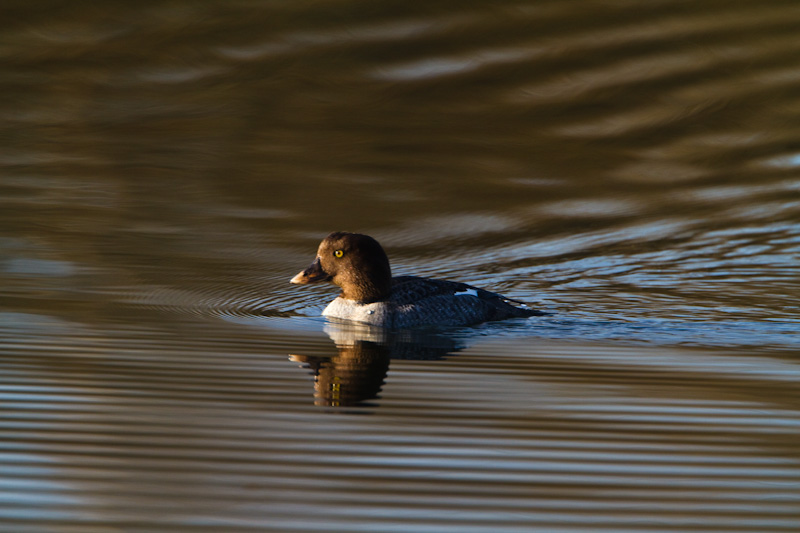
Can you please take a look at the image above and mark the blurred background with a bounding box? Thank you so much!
[1,1,799,532]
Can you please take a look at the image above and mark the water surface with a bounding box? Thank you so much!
[1,1,799,531]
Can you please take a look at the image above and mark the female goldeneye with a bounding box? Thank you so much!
[290,232,544,328]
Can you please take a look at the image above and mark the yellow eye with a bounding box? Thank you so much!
[334,249,344,258]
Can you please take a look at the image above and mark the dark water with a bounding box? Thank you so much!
[2,1,799,531]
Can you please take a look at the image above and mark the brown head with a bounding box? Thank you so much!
[290,232,392,303]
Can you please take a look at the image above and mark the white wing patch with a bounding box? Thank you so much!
[454,288,479,297]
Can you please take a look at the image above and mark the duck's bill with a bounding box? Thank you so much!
[290,257,331,284]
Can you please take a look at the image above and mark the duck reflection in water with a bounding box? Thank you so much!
[289,320,464,407]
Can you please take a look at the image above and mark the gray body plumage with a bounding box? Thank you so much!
[323,275,541,328]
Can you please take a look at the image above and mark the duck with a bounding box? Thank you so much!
[290,231,545,329]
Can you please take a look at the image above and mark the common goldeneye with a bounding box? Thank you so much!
[290,232,544,328]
